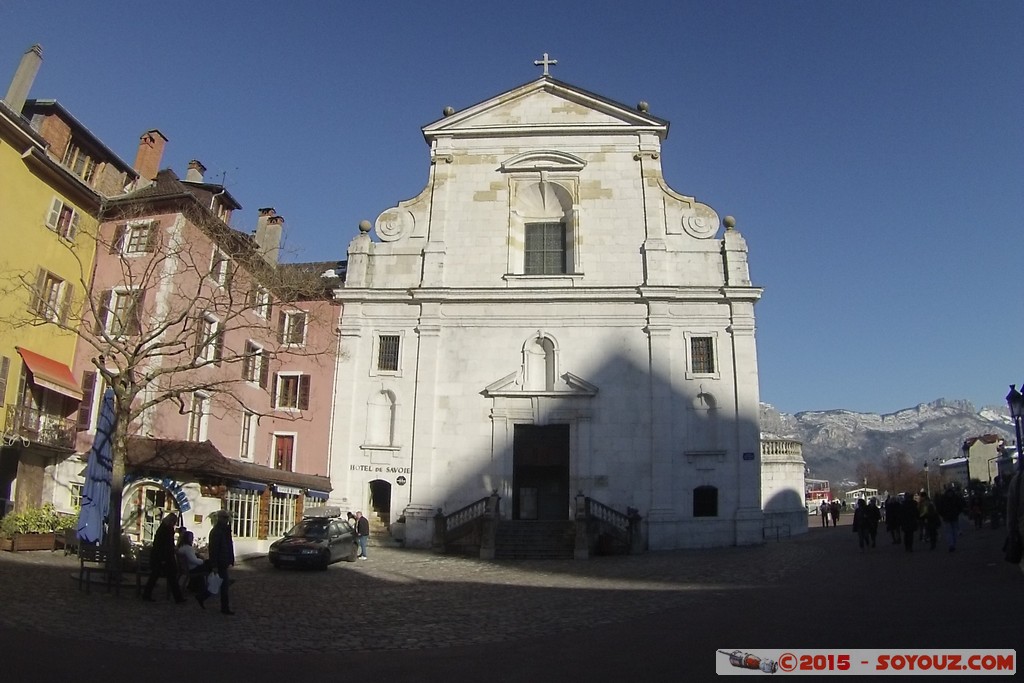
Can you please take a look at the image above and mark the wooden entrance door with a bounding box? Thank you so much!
[512,424,570,520]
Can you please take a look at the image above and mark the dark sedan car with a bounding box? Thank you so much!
[268,514,358,569]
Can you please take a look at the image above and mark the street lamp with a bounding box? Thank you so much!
[924,461,930,498]
[1006,384,1024,472]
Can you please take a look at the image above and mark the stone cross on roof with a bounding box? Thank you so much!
[534,52,557,76]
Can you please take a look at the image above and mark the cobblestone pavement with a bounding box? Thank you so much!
[0,529,825,654]
[2,518,1021,682]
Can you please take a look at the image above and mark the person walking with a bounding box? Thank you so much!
[142,513,186,603]
[884,495,902,544]
[355,511,370,559]
[819,500,829,527]
[864,497,881,548]
[901,494,918,552]
[829,500,840,527]
[853,499,870,551]
[936,484,965,552]
[203,510,235,614]
[918,490,940,551]
[1006,469,1024,575]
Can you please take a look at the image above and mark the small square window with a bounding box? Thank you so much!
[209,248,231,286]
[278,311,307,346]
[690,336,715,374]
[45,197,81,241]
[274,373,310,410]
[377,335,400,372]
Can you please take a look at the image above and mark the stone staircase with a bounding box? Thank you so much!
[494,520,575,559]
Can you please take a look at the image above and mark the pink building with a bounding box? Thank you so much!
[66,138,341,551]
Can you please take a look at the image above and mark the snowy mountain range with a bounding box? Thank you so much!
[759,399,1015,484]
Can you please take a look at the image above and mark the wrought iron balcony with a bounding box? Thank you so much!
[4,404,76,451]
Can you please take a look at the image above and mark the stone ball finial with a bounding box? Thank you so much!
[637,101,649,112]
[723,215,736,230]
[358,220,372,233]
[443,106,455,117]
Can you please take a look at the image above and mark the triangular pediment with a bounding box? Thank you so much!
[484,370,599,398]
[424,77,668,141]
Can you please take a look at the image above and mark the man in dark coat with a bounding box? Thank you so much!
[900,494,918,552]
[203,509,235,614]
[937,484,965,552]
[142,512,185,603]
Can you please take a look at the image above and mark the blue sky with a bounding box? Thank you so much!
[3,1,1022,416]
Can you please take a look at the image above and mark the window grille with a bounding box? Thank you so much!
[690,336,715,374]
[70,482,83,510]
[377,335,400,372]
[226,489,261,538]
[524,222,566,275]
[267,492,297,538]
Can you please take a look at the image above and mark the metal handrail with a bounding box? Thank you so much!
[5,404,76,450]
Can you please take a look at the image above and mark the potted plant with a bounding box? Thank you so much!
[0,503,77,551]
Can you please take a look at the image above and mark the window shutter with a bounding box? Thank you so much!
[213,326,224,366]
[110,224,126,254]
[266,298,273,321]
[296,312,307,343]
[95,289,113,334]
[76,371,96,431]
[193,315,204,358]
[298,375,310,410]
[66,211,81,241]
[59,282,74,325]
[271,373,279,408]
[129,289,146,336]
[224,260,234,289]
[259,350,271,389]
[277,311,286,343]
[46,197,62,230]
[246,288,256,309]
[241,347,252,380]
[0,356,9,406]
[144,222,159,252]
[30,269,46,316]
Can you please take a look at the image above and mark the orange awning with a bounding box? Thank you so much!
[16,346,83,400]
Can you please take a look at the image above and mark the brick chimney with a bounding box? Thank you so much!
[185,159,206,183]
[254,207,283,265]
[133,129,168,182]
[4,44,43,113]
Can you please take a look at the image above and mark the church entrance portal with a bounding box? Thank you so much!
[512,424,569,520]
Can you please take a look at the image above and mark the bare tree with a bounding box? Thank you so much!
[1,181,339,572]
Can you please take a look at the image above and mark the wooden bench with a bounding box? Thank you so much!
[78,544,115,594]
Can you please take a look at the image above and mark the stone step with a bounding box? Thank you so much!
[494,520,575,560]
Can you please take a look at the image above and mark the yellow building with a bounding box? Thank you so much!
[0,45,134,514]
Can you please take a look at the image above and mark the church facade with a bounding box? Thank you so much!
[328,70,764,549]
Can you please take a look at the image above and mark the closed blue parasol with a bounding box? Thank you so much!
[76,389,115,545]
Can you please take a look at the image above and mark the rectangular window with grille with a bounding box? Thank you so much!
[267,492,297,538]
[524,222,566,275]
[124,223,155,254]
[225,489,261,539]
[377,335,400,372]
[690,336,715,374]
[70,482,83,510]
